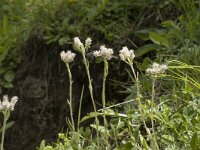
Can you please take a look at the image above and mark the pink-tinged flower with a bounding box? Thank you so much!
[60,50,76,63]
[93,45,113,60]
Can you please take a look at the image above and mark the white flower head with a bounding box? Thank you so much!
[119,46,135,63]
[85,37,92,49]
[74,37,84,52]
[146,62,168,77]
[0,95,18,112]
[60,50,76,63]
[93,45,113,60]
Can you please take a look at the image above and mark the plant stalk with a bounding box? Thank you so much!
[102,59,109,148]
[129,64,155,148]
[66,63,75,131]
[77,85,84,150]
[150,77,159,150]
[1,113,9,150]
[82,53,100,147]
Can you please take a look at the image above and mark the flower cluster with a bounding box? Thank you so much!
[93,45,113,60]
[73,37,92,53]
[74,37,84,51]
[0,95,18,112]
[119,46,135,64]
[85,37,92,49]
[146,62,168,77]
[60,51,76,63]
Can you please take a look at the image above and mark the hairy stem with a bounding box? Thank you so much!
[1,113,9,150]
[151,78,159,150]
[82,53,100,147]
[66,63,75,131]
[102,60,109,148]
[77,85,84,150]
[129,64,155,147]
[151,78,155,135]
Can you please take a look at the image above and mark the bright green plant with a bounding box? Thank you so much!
[0,95,18,150]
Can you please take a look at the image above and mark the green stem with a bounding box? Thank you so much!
[1,113,9,150]
[102,60,109,148]
[77,85,84,150]
[66,63,75,131]
[151,78,155,135]
[151,78,159,150]
[129,64,137,83]
[129,63,154,147]
[82,53,100,148]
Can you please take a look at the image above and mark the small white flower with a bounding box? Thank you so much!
[74,37,84,51]
[93,51,101,57]
[0,95,18,112]
[85,37,92,49]
[93,45,114,60]
[146,62,168,77]
[119,46,135,63]
[60,51,76,63]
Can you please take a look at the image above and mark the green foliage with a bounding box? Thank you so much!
[0,0,32,92]
[36,1,200,149]
[1,0,200,149]
[40,60,200,150]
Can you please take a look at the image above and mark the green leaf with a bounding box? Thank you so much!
[149,32,169,47]
[3,71,15,82]
[80,112,100,123]
[39,140,46,149]
[133,126,139,143]
[115,142,133,150]
[90,124,108,133]
[135,29,152,41]
[0,121,15,133]
[140,135,151,150]
[95,57,103,63]
[58,37,70,45]
[161,134,175,145]
[190,132,199,150]
[2,82,14,88]
[135,44,158,57]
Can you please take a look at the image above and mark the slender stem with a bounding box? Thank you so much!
[129,63,153,147]
[1,113,9,150]
[150,77,159,150]
[82,53,100,147]
[151,78,155,135]
[129,64,137,82]
[102,60,109,148]
[66,63,75,131]
[129,64,139,96]
[77,85,84,150]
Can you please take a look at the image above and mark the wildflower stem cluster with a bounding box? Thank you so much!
[59,37,168,149]
[73,37,100,147]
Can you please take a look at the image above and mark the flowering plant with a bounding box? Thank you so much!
[0,95,18,150]
[93,45,113,60]
[146,62,168,78]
